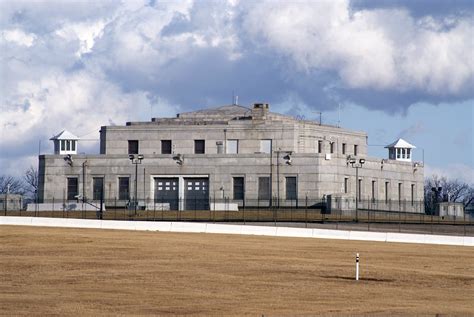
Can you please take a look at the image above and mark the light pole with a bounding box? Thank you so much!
[129,154,144,215]
[348,157,365,221]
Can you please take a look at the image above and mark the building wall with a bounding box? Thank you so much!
[39,152,424,212]
[39,105,423,212]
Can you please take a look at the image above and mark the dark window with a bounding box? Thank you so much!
[354,144,358,156]
[318,140,322,153]
[119,177,130,200]
[286,177,297,200]
[398,183,402,202]
[342,143,346,155]
[71,140,76,151]
[128,140,139,154]
[344,177,349,194]
[330,142,334,154]
[61,140,65,151]
[258,177,270,200]
[411,184,415,205]
[93,177,104,201]
[194,140,205,154]
[161,140,172,154]
[385,182,389,202]
[371,180,376,201]
[358,179,362,200]
[233,177,244,200]
[67,177,78,200]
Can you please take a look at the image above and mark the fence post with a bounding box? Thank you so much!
[305,195,308,228]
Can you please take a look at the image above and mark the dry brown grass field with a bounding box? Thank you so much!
[1,225,473,316]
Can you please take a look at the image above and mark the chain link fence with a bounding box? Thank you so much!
[2,196,472,236]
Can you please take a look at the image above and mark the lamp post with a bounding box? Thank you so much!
[129,154,144,215]
[431,186,442,215]
[348,157,365,221]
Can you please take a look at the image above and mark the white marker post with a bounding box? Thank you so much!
[356,253,360,281]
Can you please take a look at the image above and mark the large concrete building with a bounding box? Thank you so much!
[38,103,424,212]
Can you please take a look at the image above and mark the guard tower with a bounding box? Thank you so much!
[50,130,80,155]
[385,138,416,162]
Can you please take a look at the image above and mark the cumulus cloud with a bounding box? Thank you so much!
[243,1,474,95]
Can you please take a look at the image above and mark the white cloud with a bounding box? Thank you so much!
[1,28,36,46]
[55,20,106,57]
[243,1,474,94]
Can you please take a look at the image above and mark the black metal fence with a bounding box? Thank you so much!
[2,197,473,236]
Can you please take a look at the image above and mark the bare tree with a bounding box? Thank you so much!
[424,175,474,212]
[23,166,39,197]
[0,175,25,195]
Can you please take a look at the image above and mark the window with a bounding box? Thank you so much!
[402,148,406,159]
[407,148,411,159]
[61,140,65,151]
[260,139,272,154]
[389,148,395,159]
[128,140,139,154]
[358,179,362,200]
[233,177,244,200]
[71,140,76,151]
[194,140,205,154]
[371,180,376,201]
[342,143,346,155]
[161,140,172,154]
[354,144,358,156]
[66,140,71,151]
[67,177,78,201]
[398,183,402,202]
[119,177,130,200]
[258,177,270,200]
[227,140,238,154]
[411,184,415,205]
[318,140,322,153]
[344,177,349,194]
[385,182,389,202]
[396,148,401,159]
[93,177,104,201]
[330,142,334,154]
[286,177,297,200]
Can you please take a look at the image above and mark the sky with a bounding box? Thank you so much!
[0,0,473,183]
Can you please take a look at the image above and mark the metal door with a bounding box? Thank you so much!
[185,178,209,210]
[154,178,179,210]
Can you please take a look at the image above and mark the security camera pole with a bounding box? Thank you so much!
[129,154,144,215]
[349,157,365,222]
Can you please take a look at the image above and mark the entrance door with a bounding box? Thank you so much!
[154,178,179,210]
[185,178,209,210]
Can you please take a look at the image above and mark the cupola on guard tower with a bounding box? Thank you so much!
[50,130,80,155]
[385,138,416,162]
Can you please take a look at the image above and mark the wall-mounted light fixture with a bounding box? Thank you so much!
[283,151,293,165]
[64,154,73,166]
[173,154,184,165]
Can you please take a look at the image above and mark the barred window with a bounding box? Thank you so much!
[119,177,130,200]
[286,177,297,200]
[93,177,104,201]
[67,177,78,201]
[233,177,244,200]
[258,177,270,200]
